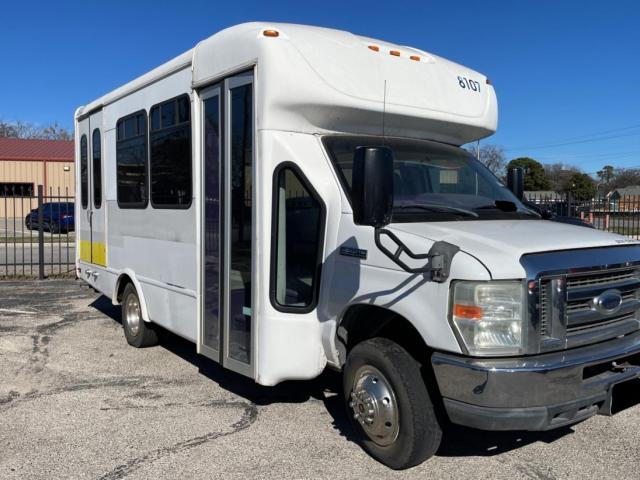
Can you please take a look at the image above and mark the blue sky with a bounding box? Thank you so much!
[2,0,639,173]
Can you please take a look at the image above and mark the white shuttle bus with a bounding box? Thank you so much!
[75,23,640,469]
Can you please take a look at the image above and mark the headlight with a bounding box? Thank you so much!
[451,281,526,356]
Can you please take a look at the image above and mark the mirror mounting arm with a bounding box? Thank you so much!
[374,228,460,283]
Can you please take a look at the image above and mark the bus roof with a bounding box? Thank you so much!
[77,22,497,145]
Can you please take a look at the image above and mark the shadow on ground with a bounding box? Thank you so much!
[90,294,573,459]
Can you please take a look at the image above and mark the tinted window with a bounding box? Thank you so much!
[149,95,192,208]
[80,134,88,209]
[116,111,148,208]
[92,128,102,209]
[324,136,532,222]
[272,167,324,309]
[203,92,221,350]
[228,83,253,363]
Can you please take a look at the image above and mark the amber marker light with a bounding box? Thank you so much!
[389,50,401,57]
[368,45,380,52]
[453,304,483,320]
[409,55,420,61]
[263,30,279,37]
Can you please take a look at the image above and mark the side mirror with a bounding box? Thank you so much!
[352,146,394,228]
[507,167,524,200]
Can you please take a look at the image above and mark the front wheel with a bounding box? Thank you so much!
[343,337,442,469]
[121,283,158,348]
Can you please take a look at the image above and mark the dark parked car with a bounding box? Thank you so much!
[25,202,75,233]
[523,200,595,228]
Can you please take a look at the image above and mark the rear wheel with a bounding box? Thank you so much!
[121,283,158,348]
[343,337,442,469]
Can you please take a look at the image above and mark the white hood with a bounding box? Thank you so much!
[389,220,640,279]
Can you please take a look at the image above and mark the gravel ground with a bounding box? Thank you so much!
[2,280,640,480]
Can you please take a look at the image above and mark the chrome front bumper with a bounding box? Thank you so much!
[432,331,640,430]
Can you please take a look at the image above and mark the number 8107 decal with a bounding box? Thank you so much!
[457,76,481,93]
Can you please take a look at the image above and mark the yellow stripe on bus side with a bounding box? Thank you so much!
[79,240,107,267]
[79,240,92,263]
[91,242,107,267]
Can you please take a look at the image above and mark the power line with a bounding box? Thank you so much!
[504,122,640,151]
[505,130,640,152]
[533,149,640,161]
[534,123,640,144]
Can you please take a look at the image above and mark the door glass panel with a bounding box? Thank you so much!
[203,94,221,351]
[274,168,323,308]
[80,135,88,209]
[92,129,102,209]
[228,83,253,364]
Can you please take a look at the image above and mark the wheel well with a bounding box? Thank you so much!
[337,304,430,366]
[115,274,133,303]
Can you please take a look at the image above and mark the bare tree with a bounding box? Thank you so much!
[0,120,73,140]
[544,163,581,191]
[609,168,640,190]
[466,143,507,177]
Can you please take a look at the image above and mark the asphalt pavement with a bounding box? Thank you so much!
[2,280,640,479]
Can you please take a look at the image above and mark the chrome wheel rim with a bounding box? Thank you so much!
[124,294,141,336]
[349,365,399,446]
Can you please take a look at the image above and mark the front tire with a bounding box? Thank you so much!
[121,283,158,348]
[343,337,442,469]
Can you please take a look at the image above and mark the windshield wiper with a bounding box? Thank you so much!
[393,203,479,218]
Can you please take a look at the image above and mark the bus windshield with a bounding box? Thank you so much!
[323,135,537,222]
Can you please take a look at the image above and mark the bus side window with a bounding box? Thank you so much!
[149,94,192,208]
[271,165,326,311]
[116,111,148,208]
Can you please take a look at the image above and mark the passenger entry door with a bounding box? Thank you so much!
[77,111,106,268]
[88,111,106,266]
[77,117,91,265]
[199,71,255,377]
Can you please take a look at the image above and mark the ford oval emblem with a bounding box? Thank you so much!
[593,289,623,315]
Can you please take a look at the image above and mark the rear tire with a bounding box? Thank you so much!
[343,337,442,470]
[121,283,158,348]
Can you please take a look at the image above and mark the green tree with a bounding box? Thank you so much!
[563,172,596,199]
[507,157,551,191]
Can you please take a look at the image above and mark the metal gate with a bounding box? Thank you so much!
[1,185,75,279]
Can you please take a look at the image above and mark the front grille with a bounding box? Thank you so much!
[566,291,636,315]
[539,281,550,337]
[539,266,640,345]
[567,313,635,333]
[566,269,637,289]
